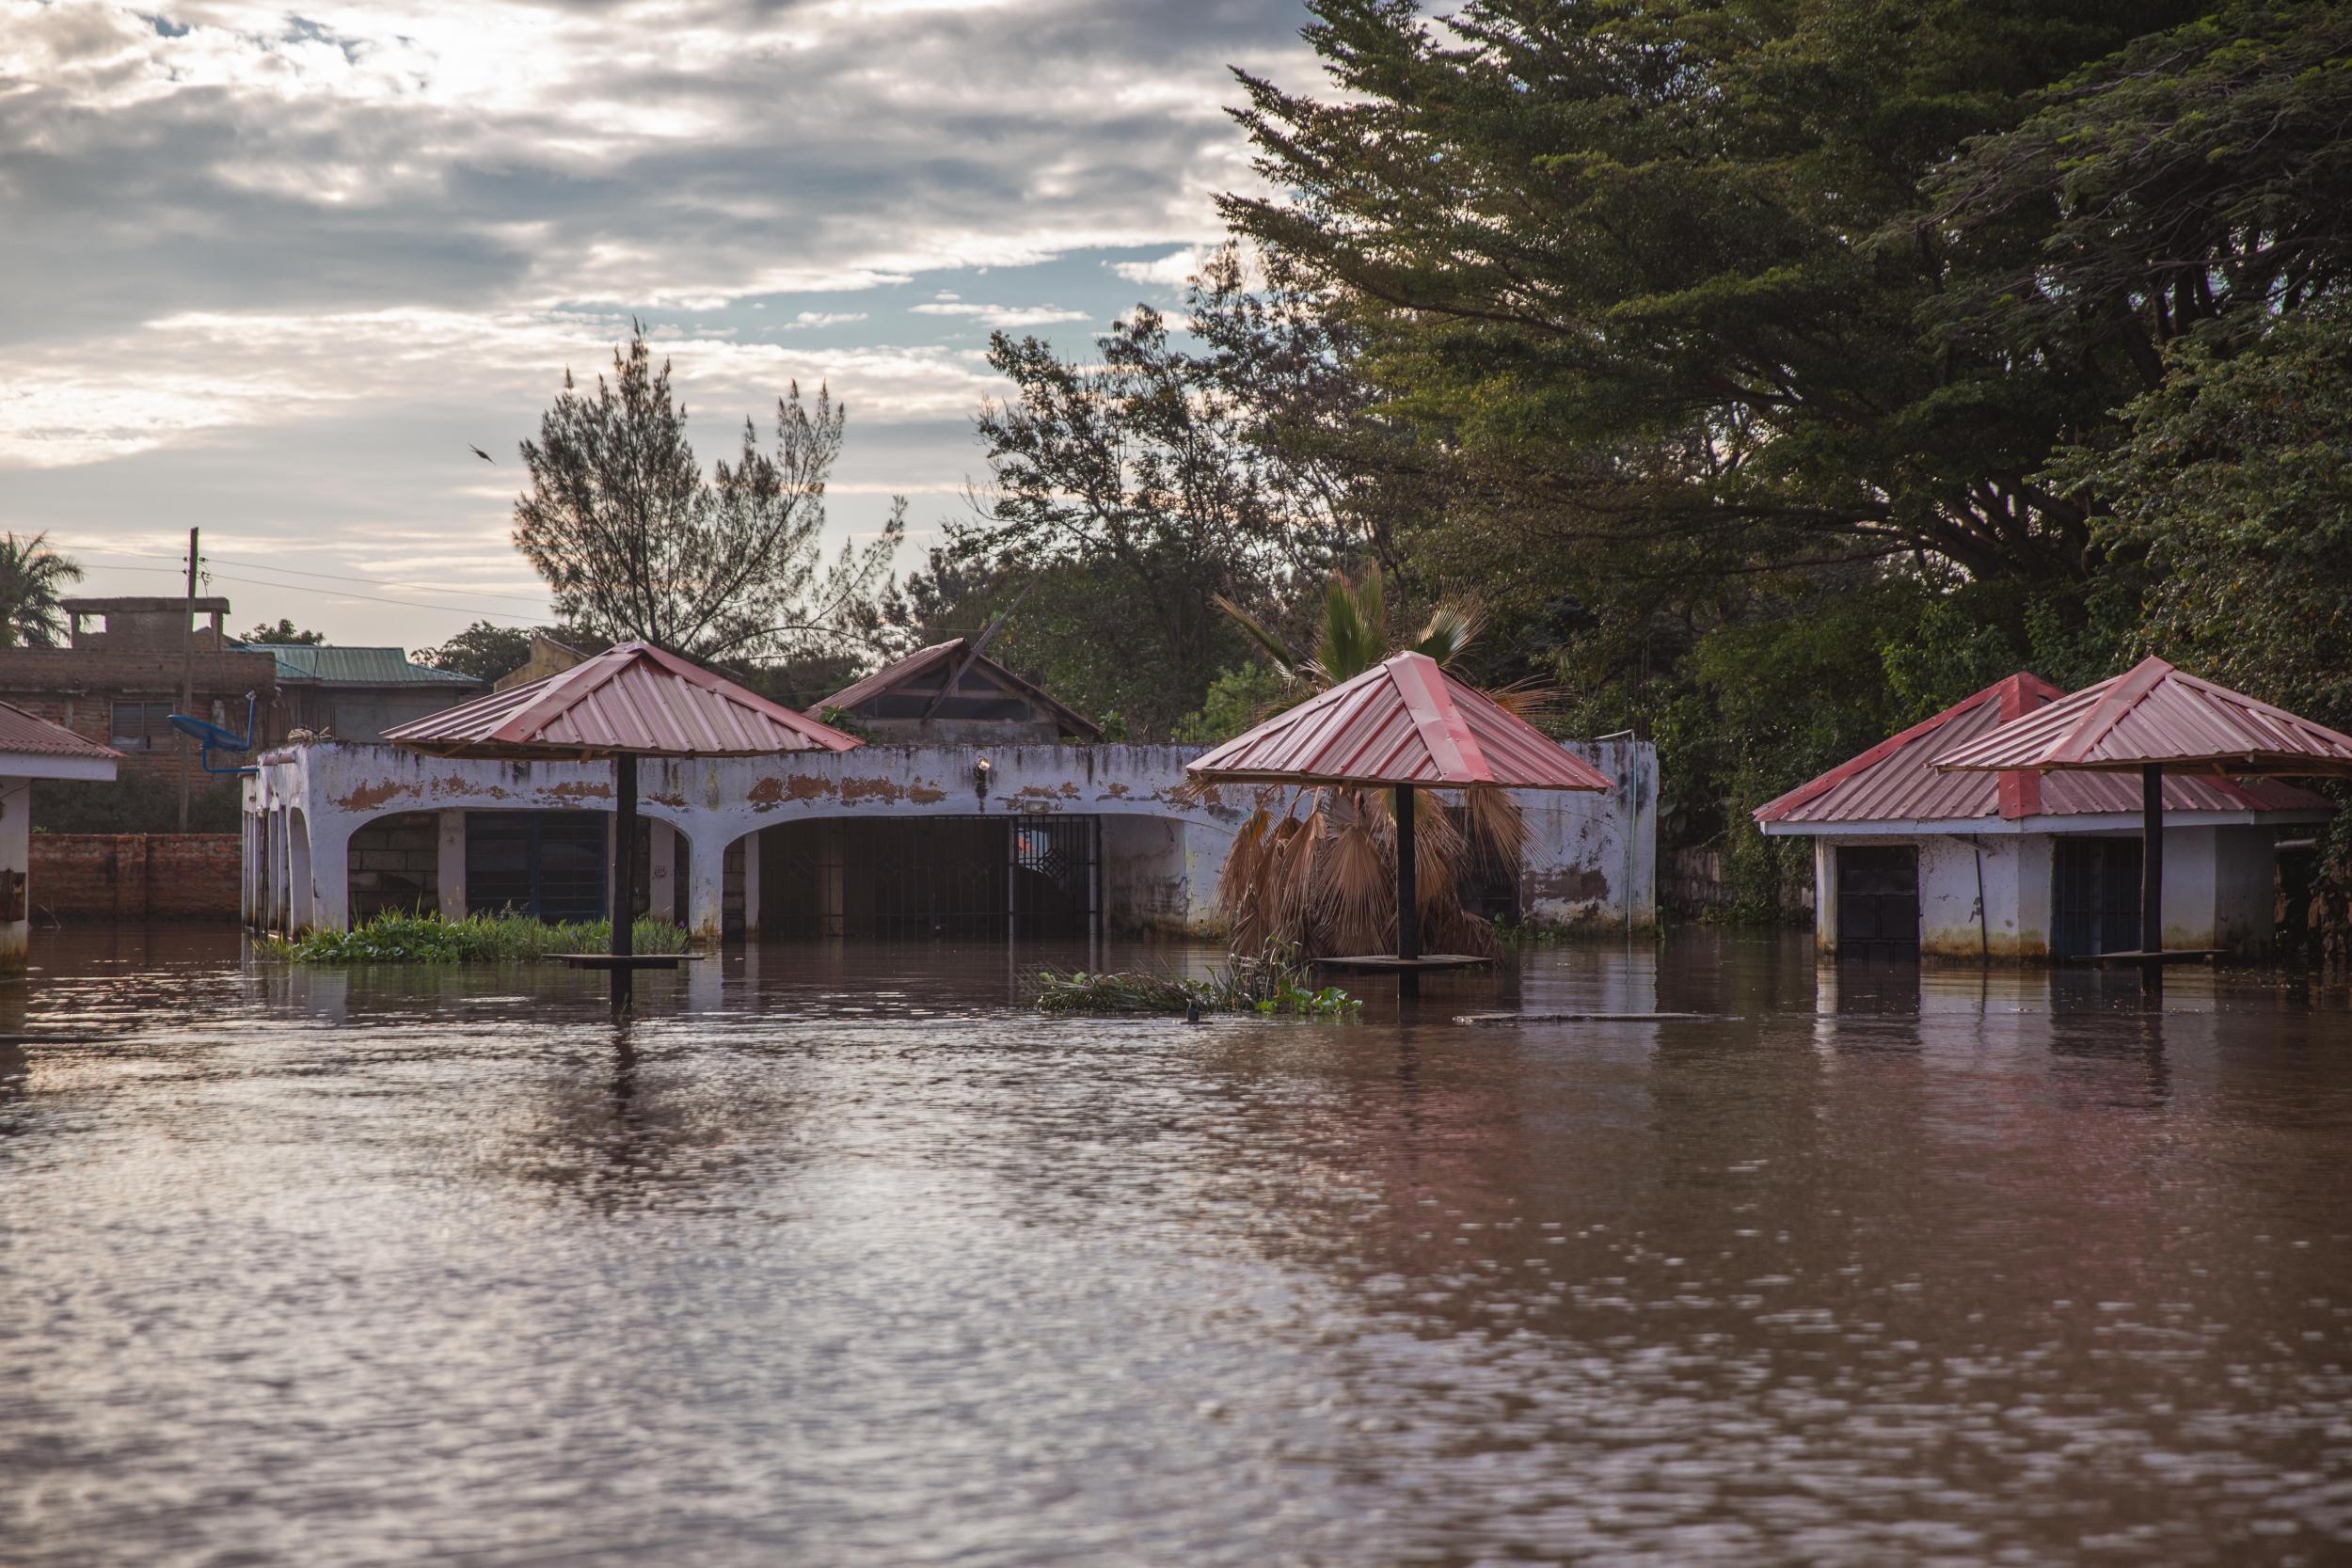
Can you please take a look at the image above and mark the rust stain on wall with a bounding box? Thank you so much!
[839,776,904,803]
[334,780,416,813]
[749,775,834,806]
[546,780,612,802]
[906,783,946,804]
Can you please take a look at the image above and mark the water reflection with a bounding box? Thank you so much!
[2,925,2350,1566]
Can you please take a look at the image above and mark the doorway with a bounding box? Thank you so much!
[2052,837,2141,960]
[1836,845,1919,958]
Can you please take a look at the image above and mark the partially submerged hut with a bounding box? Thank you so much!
[1756,673,2333,961]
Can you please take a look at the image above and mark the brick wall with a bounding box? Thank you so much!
[31,834,243,919]
[0,647,281,783]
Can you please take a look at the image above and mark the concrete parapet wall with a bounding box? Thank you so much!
[243,737,1658,939]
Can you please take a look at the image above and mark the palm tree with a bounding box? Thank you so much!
[1207,569,1535,958]
[0,533,83,649]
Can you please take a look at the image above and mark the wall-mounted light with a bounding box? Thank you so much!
[973,754,993,798]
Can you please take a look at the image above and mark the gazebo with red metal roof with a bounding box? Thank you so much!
[1185,651,1612,997]
[1932,657,2352,985]
[386,641,861,1006]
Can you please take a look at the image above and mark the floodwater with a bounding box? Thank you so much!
[4,929,2351,1567]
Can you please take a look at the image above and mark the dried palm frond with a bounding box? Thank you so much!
[1480,678,1563,724]
[1459,784,1530,866]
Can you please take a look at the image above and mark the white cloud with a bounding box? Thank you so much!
[909,301,1092,328]
[0,0,1322,641]
[1108,247,1203,291]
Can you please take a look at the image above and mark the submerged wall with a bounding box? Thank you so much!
[1810,828,2280,962]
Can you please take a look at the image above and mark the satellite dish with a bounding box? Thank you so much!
[168,713,250,751]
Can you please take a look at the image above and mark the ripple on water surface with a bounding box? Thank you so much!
[2,927,2351,1566]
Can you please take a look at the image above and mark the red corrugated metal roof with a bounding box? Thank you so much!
[1185,652,1613,792]
[1756,673,2332,826]
[1933,656,2352,777]
[384,641,862,759]
[0,701,122,763]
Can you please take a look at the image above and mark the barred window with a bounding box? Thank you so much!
[109,702,177,752]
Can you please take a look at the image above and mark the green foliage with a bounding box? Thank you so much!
[1093,710,1129,744]
[0,532,82,649]
[262,911,691,965]
[2053,298,2352,752]
[1032,942,1359,1018]
[242,618,324,645]
[1172,662,1291,746]
[414,621,536,682]
[814,704,872,741]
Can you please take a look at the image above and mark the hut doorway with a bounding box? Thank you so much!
[1836,845,1919,958]
[2052,838,2142,960]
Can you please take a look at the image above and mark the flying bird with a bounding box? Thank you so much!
[469,445,496,463]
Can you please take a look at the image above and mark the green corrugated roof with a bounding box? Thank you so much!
[241,644,483,687]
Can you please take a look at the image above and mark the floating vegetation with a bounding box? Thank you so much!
[262,911,693,965]
[1034,942,1359,1019]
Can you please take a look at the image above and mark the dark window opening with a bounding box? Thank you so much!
[109,701,177,752]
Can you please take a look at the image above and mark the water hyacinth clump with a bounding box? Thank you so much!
[1034,942,1359,1019]
[261,911,693,965]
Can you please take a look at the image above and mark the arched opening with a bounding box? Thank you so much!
[346,811,442,920]
[286,807,314,932]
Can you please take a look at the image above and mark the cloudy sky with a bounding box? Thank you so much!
[0,0,1317,649]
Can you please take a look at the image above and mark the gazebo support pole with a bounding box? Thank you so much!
[2140,760,2163,999]
[1395,784,1420,1002]
[612,752,637,1010]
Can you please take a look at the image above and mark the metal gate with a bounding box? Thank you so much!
[466,812,608,921]
[757,815,1099,940]
[2052,838,2141,960]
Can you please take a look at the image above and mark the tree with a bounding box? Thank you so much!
[1924,1,2352,398]
[414,621,537,683]
[1224,1,2200,596]
[512,327,900,664]
[0,532,82,648]
[958,304,1350,724]
[241,618,324,645]
[2050,300,2352,747]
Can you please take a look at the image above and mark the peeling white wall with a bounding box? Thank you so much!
[245,737,1657,938]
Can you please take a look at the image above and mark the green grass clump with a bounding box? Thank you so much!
[1034,942,1359,1019]
[261,911,692,964]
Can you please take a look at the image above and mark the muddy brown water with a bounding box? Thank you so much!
[3,927,2350,1566]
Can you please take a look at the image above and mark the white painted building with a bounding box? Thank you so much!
[0,703,121,972]
[1756,674,2330,961]
[242,737,1657,940]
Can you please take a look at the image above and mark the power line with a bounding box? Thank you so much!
[64,561,541,625]
[204,553,551,609]
[56,542,550,610]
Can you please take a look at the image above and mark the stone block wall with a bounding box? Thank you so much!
[31,833,242,919]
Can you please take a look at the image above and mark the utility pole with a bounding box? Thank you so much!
[179,527,198,832]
